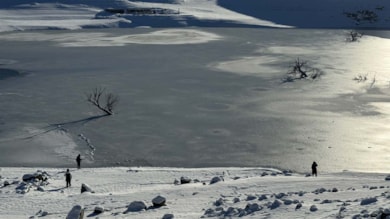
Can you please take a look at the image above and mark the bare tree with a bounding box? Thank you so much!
[86,87,119,115]
[283,58,323,82]
[347,30,363,42]
[353,74,368,82]
[289,58,308,79]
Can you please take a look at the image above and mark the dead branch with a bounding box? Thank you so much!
[86,87,119,115]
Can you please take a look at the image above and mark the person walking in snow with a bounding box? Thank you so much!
[76,154,82,169]
[311,161,318,177]
[65,169,72,187]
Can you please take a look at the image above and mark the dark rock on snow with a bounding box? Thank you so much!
[152,195,166,207]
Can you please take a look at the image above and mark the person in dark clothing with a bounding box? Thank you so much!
[76,154,82,169]
[65,169,72,187]
[312,161,318,177]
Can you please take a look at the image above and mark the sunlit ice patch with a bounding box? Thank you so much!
[0,29,222,47]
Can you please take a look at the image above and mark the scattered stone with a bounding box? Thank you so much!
[244,203,261,213]
[16,182,31,194]
[321,199,332,204]
[94,206,104,214]
[283,199,293,205]
[22,171,49,182]
[203,208,216,217]
[360,197,377,205]
[261,172,269,177]
[66,205,84,219]
[215,207,223,211]
[22,174,35,182]
[173,179,179,185]
[3,181,10,187]
[37,186,45,192]
[310,205,318,212]
[162,213,174,219]
[315,188,327,193]
[152,195,166,207]
[274,193,287,199]
[180,176,191,184]
[233,197,240,203]
[210,176,223,185]
[81,183,94,194]
[295,203,302,210]
[258,194,267,201]
[385,175,390,181]
[224,207,239,217]
[332,188,338,192]
[246,195,257,201]
[214,198,224,207]
[269,199,282,209]
[370,209,382,217]
[127,201,147,212]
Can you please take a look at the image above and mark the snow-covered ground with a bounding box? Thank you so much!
[2,167,390,219]
[1,0,390,32]
[2,0,390,218]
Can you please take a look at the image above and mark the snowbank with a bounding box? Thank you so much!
[1,167,390,218]
[1,0,390,32]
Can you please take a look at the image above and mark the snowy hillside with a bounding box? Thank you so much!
[2,167,390,218]
[1,0,390,32]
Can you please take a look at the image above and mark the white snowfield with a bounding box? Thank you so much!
[1,167,390,219]
[0,0,390,32]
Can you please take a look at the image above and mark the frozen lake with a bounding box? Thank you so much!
[1,28,390,173]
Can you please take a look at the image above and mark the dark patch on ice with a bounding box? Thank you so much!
[196,103,232,111]
[208,128,231,136]
[50,115,109,127]
[0,68,24,80]
[250,87,269,92]
[177,79,201,84]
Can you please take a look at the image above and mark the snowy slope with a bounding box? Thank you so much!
[1,0,390,32]
[1,167,390,218]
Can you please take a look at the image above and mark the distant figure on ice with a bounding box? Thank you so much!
[65,169,72,187]
[311,161,318,177]
[76,154,82,169]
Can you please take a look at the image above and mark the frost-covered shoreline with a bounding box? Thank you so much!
[1,166,390,218]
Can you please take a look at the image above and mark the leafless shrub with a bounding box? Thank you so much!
[347,30,363,42]
[353,74,376,88]
[370,75,376,88]
[353,74,368,82]
[86,87,119,115]
[343,9,378,25]
[283,58,323,82]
